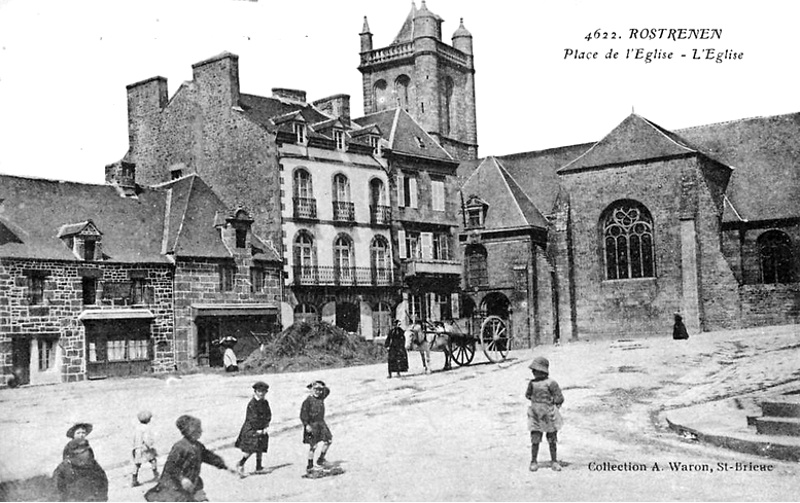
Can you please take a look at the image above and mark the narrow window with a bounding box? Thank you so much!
[131,278,146,305]
[759,230,793,284]
[251,267,265,293]
[235,228,247,248]
[334,129,346,151]
[466,244,488,287]
[293,122,307,144]
[219,265,235,292]
[38,339,55,371]
[29,274,45,305]
[84,240,96,261]
[82,278,97,305]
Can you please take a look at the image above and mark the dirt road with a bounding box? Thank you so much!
[2,324,799,501]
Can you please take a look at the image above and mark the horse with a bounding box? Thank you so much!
[404,321,453,373]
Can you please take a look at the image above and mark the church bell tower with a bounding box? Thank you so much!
[358,1,478,161]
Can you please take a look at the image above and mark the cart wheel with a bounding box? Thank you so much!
[449,337,475,366]
[480,315,509,362]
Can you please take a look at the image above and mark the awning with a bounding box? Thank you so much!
[192,304,279,318]
[78,309,156,321]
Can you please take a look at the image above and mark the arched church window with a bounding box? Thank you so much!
[395,75,410,111]
[602,201,655,280]
[758,230,793,284]
[374,79,389,111]
[465,244,488,287]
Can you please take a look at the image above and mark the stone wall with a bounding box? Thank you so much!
[0,258,174,383]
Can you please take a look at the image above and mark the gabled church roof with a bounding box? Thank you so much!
[353,108,454,162]
[559,113,712,173]
[461,156,549,230]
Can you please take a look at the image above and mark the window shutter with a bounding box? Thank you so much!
[451,293,460,319]
[432,181,445,211]
[409,177,418,208]
[398,230,407,259]
[397,173,405,208]
[421,232,433,260]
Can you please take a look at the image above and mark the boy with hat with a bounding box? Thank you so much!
[300,380,333,472]
[53,438,108,501]
[234,381,272,477]
[525,356,564,472]
[131,410,159,487]
[145,415,237,502]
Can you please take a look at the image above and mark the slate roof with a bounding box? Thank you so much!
[238,94,329,132]
[559,114,708,173]
[353,108,454,162]
[461,156,549,230]
[457,111,800,224]
[0,173,252,263]
[677,112,800,222]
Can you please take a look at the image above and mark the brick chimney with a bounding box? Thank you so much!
[192,52,241,107]
[272,88,307,103]
[313,94,351,123]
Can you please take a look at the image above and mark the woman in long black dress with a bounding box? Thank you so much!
[384,320,409,378]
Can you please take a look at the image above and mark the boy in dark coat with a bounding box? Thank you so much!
[53,438,108,501]
[235,381,272,477]
[145,415,236,502]
[300,380,332,471]
[384,320,409,378]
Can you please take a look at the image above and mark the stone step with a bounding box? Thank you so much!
[755,416,800,437]
[760,396,800,418]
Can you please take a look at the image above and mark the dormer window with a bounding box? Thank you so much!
[465,195,488,229]
[334,129,346,151]
[171,170,183,180]
[59,220,103,261]
[293,122,307,144]
[368,135,381,155]
[84,239,96,261]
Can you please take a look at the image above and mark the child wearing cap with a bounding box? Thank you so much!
[53,438,108,501]
[131,410,159,487]
[234,381,272,477]
[145,415,237,502]
[300,380,332,472]
[525,356,564,472]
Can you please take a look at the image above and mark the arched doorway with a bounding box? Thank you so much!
[294,303,317,325]
[336,302,359,333]
[481,292,510,319]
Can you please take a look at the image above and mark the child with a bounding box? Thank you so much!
[525,356,564,472]
[300,380,332,472]
[53,438,108,501]
[63,423,95,460]
[235,381,272,477]
[672,313,690,340]
[145,415,237,502]
[131,410,159,487]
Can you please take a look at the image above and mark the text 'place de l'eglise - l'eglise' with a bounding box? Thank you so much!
[1,2,798,386]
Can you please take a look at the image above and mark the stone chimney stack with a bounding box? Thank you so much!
[313,94,351,122]
[126,77,168,157]
[272,88,307,103]
[105,160,138,197]
[191,52,241,107]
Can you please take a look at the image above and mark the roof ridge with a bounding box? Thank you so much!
[389,109,401,147]
[676,110,800,133]
[636,114,696,153]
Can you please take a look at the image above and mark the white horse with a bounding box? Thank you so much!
[404,321,453,373]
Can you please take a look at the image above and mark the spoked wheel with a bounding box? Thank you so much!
[480,315,510,362]
[449,336,476,366]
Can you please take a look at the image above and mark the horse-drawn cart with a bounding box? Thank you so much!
[405,313,510,371]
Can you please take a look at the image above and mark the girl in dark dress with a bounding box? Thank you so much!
[384,320,409,378]
[53,438,108,501]
[673,313,690,340]
[235,381,272,477]
[300,381,333,472]
[145,415,235,502]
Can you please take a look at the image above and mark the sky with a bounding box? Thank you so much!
[0,0,798,184]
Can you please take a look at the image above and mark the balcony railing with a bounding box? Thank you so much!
[403,259,462,277]
[293,197,317,220]
[332,201,355,222]
[293,266,395,286]
[370,205,392,225]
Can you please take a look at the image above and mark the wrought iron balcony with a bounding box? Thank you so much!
[332,201,355,222]
[370,205,392,225]
[293,197,317,220]
[292,266,395,286]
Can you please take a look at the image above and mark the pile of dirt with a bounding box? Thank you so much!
[241,322,387,373]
